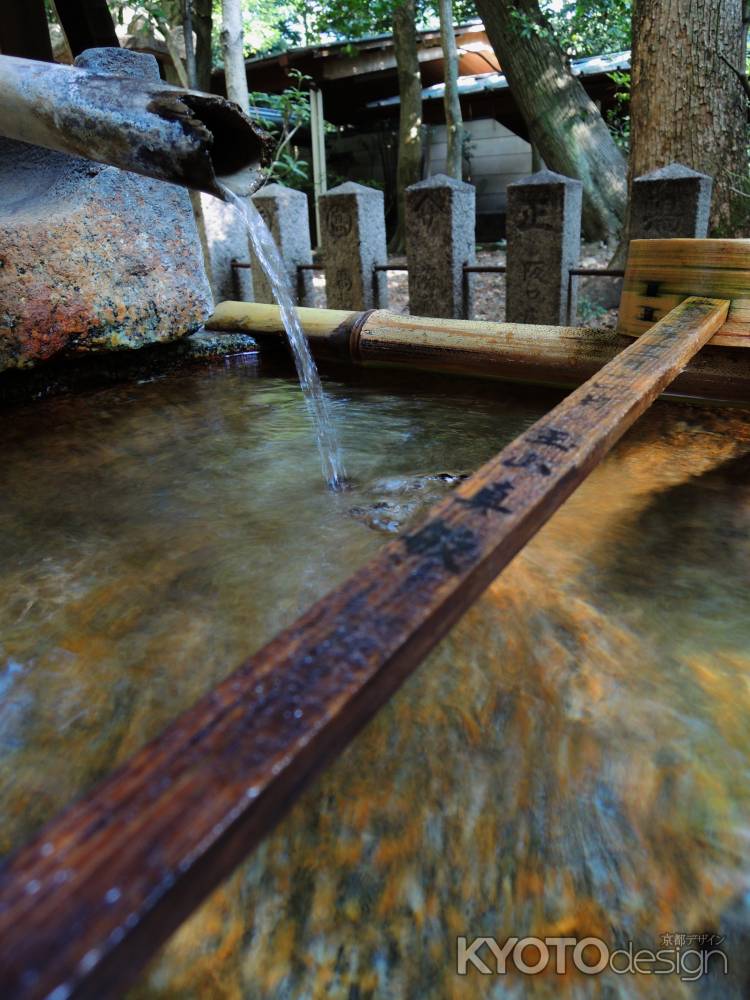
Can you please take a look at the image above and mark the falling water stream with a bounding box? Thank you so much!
[220,185,346,490]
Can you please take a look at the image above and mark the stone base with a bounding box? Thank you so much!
[0,330,257,408]
[0,137,213,373]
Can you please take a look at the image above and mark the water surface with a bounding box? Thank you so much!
[1,362,749,998]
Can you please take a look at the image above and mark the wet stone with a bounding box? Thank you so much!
[251,184,313,306]
[630,162,713,240]
[319,182,388,310]
[0,49,213,373]
[506,169,582,326]
[405,174,475,319]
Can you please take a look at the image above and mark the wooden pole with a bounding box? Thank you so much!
[182,0,197,89]
[438,0,464,180]
[310,88,327,246]
[0,298,730,1000]
[209,301,750,404]
[220,0,249,109]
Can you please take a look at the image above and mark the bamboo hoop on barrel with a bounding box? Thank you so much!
[0,296,729,1000]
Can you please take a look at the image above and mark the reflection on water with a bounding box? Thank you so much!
[1,363,750,998]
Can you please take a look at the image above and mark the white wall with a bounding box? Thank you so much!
[425,118,532,215]
[326,117,532,222]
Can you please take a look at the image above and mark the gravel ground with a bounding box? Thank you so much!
[309,241,620,328]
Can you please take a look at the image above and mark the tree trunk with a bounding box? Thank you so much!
[221,0,249,110]
[0,0,53,61]
[439,0,464,179]
[475,0,627,243]
[391,0,423,252]
[629,0,749,236]
[54,0,119,57]
[182,0,197,89]
[194,0,213,93]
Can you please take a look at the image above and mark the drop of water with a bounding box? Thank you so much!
[45,986,72,1000]
[78,950,100,973]
[219,185,346,491]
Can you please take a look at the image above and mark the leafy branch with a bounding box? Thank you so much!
[249,70,330,187]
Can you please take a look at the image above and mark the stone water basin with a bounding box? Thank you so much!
[1,358,750,998]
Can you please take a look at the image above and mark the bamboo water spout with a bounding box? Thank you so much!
[0,53,268,197]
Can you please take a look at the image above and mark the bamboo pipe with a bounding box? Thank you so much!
[0,298,729,1000]
[213,302,360,351]
[208,302,750,403]
[0,54,268,197]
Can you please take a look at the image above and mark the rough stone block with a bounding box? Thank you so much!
[630,162,712,240]
[506,169,582,325]
[319,182,387,310]
[0,48,213,373]
[405,174,475,319]
[251,184,313,305]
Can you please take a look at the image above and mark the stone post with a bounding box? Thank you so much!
[506,169,582,326]
[251,183,314,305]
[405,174,475,319]
[199,194,253,302]
[319,182,388,310]
[630,162,712,240]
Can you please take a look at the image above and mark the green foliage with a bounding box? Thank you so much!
[271,149,311,185]
[237,0,315,54]
[249,69,312,124]
[314,0,395,39]
[606,69,630,152]
[249,70,319,187]
[544,0,630,58]
[101,0,630,67]
[508,1,630,59]
[576,295,608,324]
[108,0,181,30]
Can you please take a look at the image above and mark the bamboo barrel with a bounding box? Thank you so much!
[618,238,750,347]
